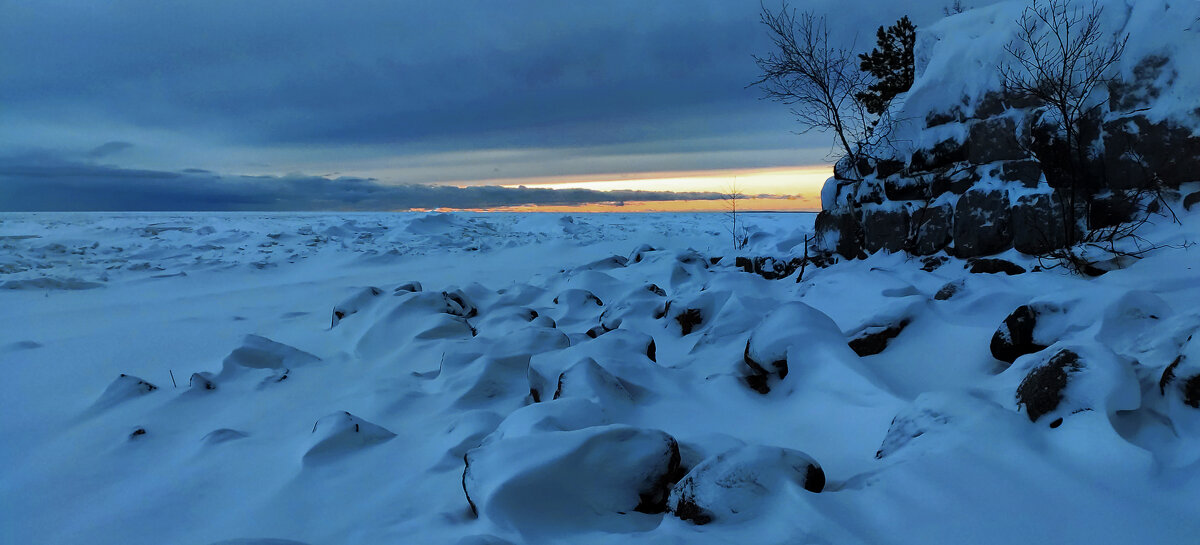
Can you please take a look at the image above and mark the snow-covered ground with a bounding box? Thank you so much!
[2,209,1199,545]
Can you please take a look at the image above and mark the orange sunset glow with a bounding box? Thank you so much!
[448,165,830,212]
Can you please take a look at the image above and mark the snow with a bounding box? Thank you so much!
[2,206,1200,545]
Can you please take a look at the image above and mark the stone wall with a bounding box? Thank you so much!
[815,55,1200,260]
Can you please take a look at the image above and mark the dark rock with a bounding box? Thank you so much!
[999,160,1042,188]
[443,290,478,318]
[926,105,965,127]
[1102,115,1200,190]
[1088,193,1139,229]
[814,210,865,259]
[933,280,962,300]
[990,305,1047,364]
[393,281,423,293]
[884,176,929,201]
[1183,191,1200,211]
[1012,193,1069,255]
[910,138,968,173]
[876,159,906,178]
[675,308,703,335]
[1160,356,1181,395]
[738,256,806,280]
[861,207,911,254]
[1185,375,1200,409]
[1108,55,1170,112]
[855,157,874,177]
[629,244,657,263]
[909,202,953,256]
[743,340,785,394]
[1016,349,1082,423]
[930,167,980,197]
[848,319,911,356]
[968,258,1026,275]
[953,189,1013,257]
[852,180,885,206]
[130,427,147,440]
[189,372,217,391]
[646,339,656,362]
[646,284,667,297]
[921,256,949,272]
[968,117,1024,164]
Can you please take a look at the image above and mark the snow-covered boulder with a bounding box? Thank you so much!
[330,286,383,327]
[667,445,824,525]
[462,425,682,532]
[1010,347,1139,426]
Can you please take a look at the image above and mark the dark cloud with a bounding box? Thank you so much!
[0,0,989,207]
[0,153,725,212]
[86,141,134,159]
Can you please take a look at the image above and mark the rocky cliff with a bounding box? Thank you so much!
[814,0,1200,260]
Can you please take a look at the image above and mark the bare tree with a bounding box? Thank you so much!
[752,2,880,176]
[722,178,749,250]
[1000,0,1128,250]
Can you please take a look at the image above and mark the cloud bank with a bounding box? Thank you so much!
[0,153,725,212]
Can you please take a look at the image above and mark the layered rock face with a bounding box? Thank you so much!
[815,1,1200,260]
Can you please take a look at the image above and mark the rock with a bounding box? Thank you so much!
[851,180,885,206]
[990,305,1047,365]
[1107,55,1170,111]
[968,258,1026,275]
[861,207,911,254]
[331,286,383,327]
[1015,349,1081,424]
[921,256,948,272]
[933,280,963,300]
[1011,193,1069,255]
[909,202,953,256]
[393,281,422,293]
[668,445,824,525]
[848,318,911,356]
[628,244,657,263]
[1088,193,1138,229]
[94,374,158,409]
[814,210,864,259]
[442,289,478,318]
[737,256,805,280]
[189,372,217,392]
[463,425,683,527]
[926,105,965,127]
[674,308,703,335]
[953,189,1012,257]
[999,160,1042,188]
[910,137,968,172]
[1101,115,1200,189]
[1183,191,1200,211]
[876,159,906,178]
[967,117,1024,164]
[883,175,929,201]
[930,167,980,197]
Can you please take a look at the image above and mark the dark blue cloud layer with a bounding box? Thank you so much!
[0,153,724,212]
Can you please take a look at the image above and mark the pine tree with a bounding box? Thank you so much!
[856,16,916,116]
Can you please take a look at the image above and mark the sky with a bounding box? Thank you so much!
[0,0,963,212]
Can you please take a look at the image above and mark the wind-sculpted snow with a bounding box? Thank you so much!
[2,209,1200,544]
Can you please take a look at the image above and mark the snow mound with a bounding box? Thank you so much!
[667,445,824,525]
